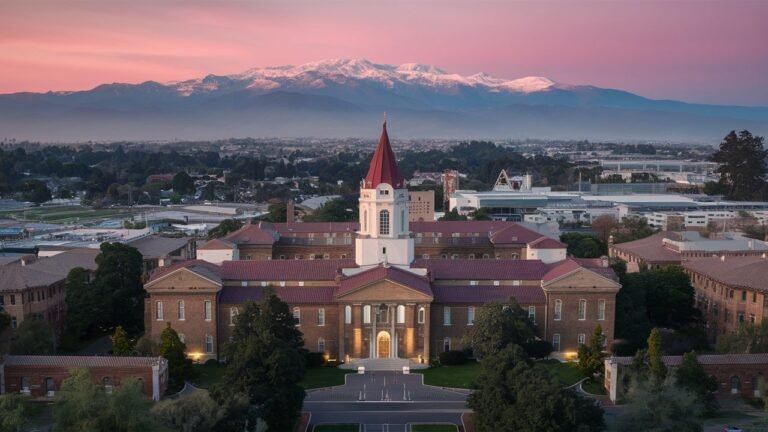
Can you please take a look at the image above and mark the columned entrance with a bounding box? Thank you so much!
[377,331,390,358]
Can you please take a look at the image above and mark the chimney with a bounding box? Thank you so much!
[720,255,725,262]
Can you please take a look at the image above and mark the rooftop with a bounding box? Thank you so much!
[682,255,768,291]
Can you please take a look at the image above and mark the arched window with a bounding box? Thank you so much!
[397,305,405,324]
[418,307,425,324]
[363,210,368,232]
[318,337,326,353]
[554,300,562,320]
[379,210,390,235]
[230,307,238,326]
[344,305,352,324]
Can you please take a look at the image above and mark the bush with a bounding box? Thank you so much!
[523,340,554,359]
[305,352,326,368]
[439,350,468,365]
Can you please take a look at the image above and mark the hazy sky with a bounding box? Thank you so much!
[1,0,767,105]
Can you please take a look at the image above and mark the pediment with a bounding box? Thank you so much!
[145,267,221,292]
[336,279,433,302]
[543,267,620,292]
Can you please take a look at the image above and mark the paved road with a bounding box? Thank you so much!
[304,371,469,429]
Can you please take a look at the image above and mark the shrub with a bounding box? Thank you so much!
[439,350,468,365]
[523,340,554,359]
[305,352,326,368]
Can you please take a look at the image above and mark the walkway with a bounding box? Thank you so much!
[304,371,469,429]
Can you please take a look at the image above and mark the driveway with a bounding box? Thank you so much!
[304,371,469,429]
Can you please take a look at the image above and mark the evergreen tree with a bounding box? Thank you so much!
[463,300,537,359]
[159,323,191,390]
[647,328,667,382]
[53,368,109,432]
[9,318,55,355]
[577,324,606,380]
[675,351,719,416]
[172,171,195,195]
[207,219,243,240]
[64,267,98,343]
[0,394,29,432]
[210,296,306,432]
[711,130,768,201]
[151,391,226,432]
[93,242,145,333]
[469,344,605,432]
[111,325,133,356]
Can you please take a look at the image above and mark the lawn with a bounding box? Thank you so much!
[414,362,480,389]
[301,367,354,389]
[190,362,227,389]
[536,359,586,386]
[581,379,607,395]
[1,205,133,223]
[411,425,458,432]
[313,424,360,432]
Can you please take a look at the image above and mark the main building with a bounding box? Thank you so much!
[145,121,621,364]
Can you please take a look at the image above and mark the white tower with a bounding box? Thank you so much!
[355,119,414,267]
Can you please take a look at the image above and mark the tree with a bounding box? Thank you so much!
[9,318,54,355]
[53,368,109,432]
[210,296,306,431]
[20,179,51,204]
[560,232,606,258]
[302,197,358,222]
[577,325,606,380]
[612,217,655,244]
[469,344,605,432]
[159,323,192,390]
[647,328,667,382]
[711,130,768,201]
[675,352,719,416]
[111,325,133,356]
[64,267,99,344]
[261,202,288,223]
[107,379,159,432]
[470,207,492,220]
[591,215,618,245]
[151,391,225,432]
[439,208,468,221]
[172,171,195,195]
[463,300,537,359]
[0,307,9,334]
[716,321,768,353]
[616,377,703,432]
[207,218,243,240]
[93,242,145,333]
[0,394,29,432]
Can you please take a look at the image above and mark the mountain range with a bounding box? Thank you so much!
[1,58,766,143]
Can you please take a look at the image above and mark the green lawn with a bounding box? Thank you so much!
[536,359,586,386]
[190,362,227,389]
[313,424,359,432]
[414,362,480,389]
[301,367,355,389]
[581,379,607,395]
[411,425,458,432]
[0,205,134,223]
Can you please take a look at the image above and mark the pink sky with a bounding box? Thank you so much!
[1,0,767,105]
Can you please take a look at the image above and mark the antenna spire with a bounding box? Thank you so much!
[383,112,387,125]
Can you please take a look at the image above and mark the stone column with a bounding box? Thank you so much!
[423,304,431,362]
[390,303,396,358]
[337,304,346,362]
[406,304,416,358]
[371,304,377,359]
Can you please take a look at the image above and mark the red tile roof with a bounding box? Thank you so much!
[276,222,359,234]
[219,286,338,304]
[221,222,278,245]
[338,265,433,297]
[148,259,222,282]
[612,353,768,366]
[543,259,618,283]
[527,236,566,249]
[413,259,549,280]
[197,238,235,251]
[363,121,406,189]
[220,259,354,281]
[432,285,545,304]
[1,355,166,368]
[682,256,768,291]
[610,231,680,264]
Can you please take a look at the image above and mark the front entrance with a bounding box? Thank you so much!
[377,331,390,358]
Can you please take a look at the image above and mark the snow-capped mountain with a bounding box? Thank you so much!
[1,58,766,142]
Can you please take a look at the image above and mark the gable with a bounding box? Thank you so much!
[336,279,433,302]
[145,268,221,292]
[542,267,620,292]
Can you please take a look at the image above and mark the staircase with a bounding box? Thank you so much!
[340,357,428,371]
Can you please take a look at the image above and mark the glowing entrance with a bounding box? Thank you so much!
[377,331,390,358]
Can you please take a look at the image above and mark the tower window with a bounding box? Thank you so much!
[379,210,390,235]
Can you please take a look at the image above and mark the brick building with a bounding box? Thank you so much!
[605,353,768,402]
[145,122,621,364]
[408,190,434,222]
[0,355,168,400]
[682,255,768,344]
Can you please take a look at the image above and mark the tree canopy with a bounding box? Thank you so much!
[207,218,243,240]
[711,130,768,201]
[0,394,29,432]
[469,344,605,432]
[210,295,306,431]
[463,300,537,359]
[302,197,358,222]
[159,323,192,390]
[560,232,606,258]
[172,171,195,195]
[616,377,703,432]
[675,351,719,416]
[716,321,768,354]
[577,325,606,380]
[9,318,55,355]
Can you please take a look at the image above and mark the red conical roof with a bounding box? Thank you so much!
[363,121,406,189]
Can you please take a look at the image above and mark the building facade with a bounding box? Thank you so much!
[145,122,621,363]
